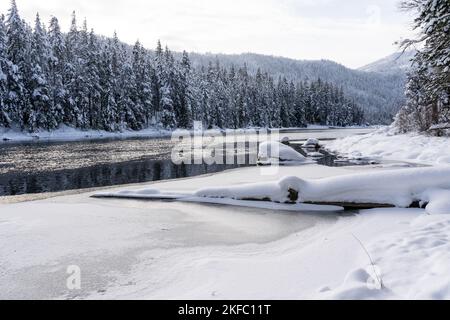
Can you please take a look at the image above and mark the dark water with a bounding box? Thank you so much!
[0,137,251,196]
[0,132,370,197]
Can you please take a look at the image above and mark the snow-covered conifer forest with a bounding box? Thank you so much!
[394,0,450,133]
[1,0,410,134]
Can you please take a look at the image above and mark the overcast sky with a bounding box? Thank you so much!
[0,0,415,69]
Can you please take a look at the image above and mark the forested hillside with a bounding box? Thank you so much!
[359,50,416,74]
[1,1,380,133]
[186,52,407,124]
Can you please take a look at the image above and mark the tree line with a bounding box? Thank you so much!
[0,1,364,133]
[394,0,449,133]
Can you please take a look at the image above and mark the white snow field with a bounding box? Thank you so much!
[1,161,450,300]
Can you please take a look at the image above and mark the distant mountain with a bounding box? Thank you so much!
[181,52,407,124]
[359,51,416,74]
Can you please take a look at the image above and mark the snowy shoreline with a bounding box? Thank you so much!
[0,126,173,144]
[0,125,374,144]
[326,127,450,165]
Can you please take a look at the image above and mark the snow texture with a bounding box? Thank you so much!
[327,127,450,165]
[194,167,450,209]
[2,164,450,299]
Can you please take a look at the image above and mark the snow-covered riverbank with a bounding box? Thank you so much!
[1,162,449,300]
[0,126,173,143]
[326,127,450,165]
[0,125,373,144]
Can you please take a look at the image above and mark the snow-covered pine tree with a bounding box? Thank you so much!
[208,61,228,128]
[237,64,251,128]
[132,40,153,128]
[5,0,27,129]
[277,77,292,128]
[114,37,141,130]
[98,39,118,131]
[0,14,10,127]
[85,28,102,128]
[28,13,53,131]
[63,11,81,127]
[175,51,193,128]
[150,40,164,125]
[75,18,92,129]
[192,65,210,127]
[396,0,450,133]
[293,82,307,127]
[47,16,66,127]
[158,46,177,129]
[394,54,431,132]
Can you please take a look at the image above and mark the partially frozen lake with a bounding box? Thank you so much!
[0,128,449,300]
[0,164,353,300]
[0,128,373,197]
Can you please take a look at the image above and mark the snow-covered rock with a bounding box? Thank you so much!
[258,141,308,164]
[280,137,290,144]
[304,138,321,147]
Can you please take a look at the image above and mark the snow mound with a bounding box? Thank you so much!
[421,189,450,215]
[258,141,307,164]
[323,214,450,299]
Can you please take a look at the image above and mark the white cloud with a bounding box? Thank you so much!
[0,0,413,68]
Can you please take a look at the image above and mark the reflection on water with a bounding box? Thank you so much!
[0,137,256,196]
[0,158,247,197]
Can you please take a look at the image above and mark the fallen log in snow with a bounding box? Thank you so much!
[91,193,344,212]
[92,167,450,214]
[195,167,450,214]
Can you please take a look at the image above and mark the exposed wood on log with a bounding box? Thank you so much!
[91,193,410,211]
[303,201,395,210]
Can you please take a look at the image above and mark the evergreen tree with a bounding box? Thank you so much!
[0,14,10,127]
[63,11,80,126]
[28,13,53,131]
[85,29,101,128]
[98,39,117,131]
[132,40,153,127]
[47,16,65,126]
[176,51,192,128]
[5,0,27,129]
[396,0,450,132]
[159,46,176,128]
